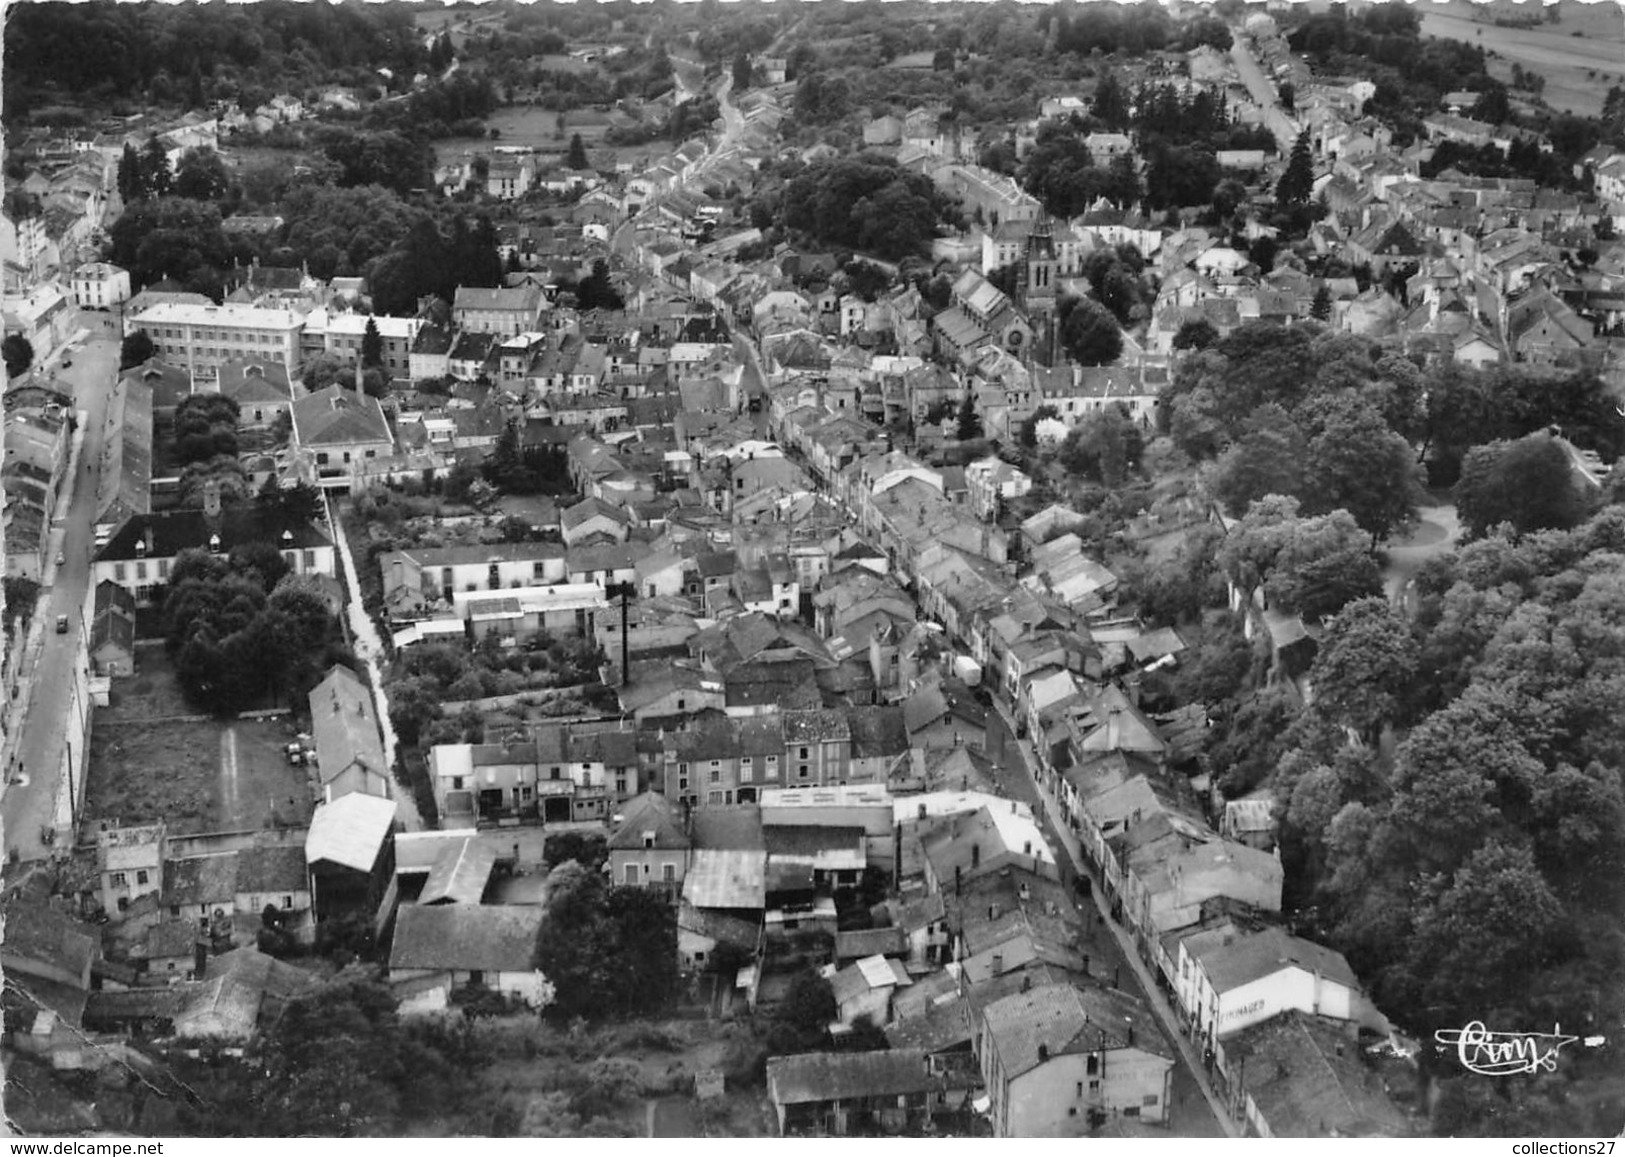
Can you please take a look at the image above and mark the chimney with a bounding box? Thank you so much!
[993,952,1004,974]
[1036,1042,1048,1063]
[144,527,155,555]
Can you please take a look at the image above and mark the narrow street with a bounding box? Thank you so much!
[3,333,120,862]
[325,494,422,833]
[986,701,1235,1138]
[1228,28,1300,153]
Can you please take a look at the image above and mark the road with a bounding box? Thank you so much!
[3,333,121,862]
[985,702,1233,1138]
[1228,29,1300,153]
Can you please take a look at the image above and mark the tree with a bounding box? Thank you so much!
[1305,400,1420,543]
[1263,509,1384,620]
[173,393,241,465]
[1276,130,1314,207]
[1309,597,1418,743]
[567,132,590,171]
[119,330,155,369]
[1171,318,1218,352]
[483,420,536,493]
[302,351,350,393]
[575,258,624,311]
[732,51,751,91]
[1310,283,1332,321]
[1057,297,1122,367]
[1454,434,1590,540]
[174,147,230,201]
[142,135,173,199]
[932,46,956,71]
[3,333,35,378]
[118,142,143,203]
[1061,404,1143,486]
[1208,404,1307,517]
[955,391,983,442]
[361,317,384,370]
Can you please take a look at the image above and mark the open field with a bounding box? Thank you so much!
[87,650,312,835]
[1418,0,1625,117]
[434,104,639,167]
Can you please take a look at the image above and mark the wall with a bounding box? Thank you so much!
[1214,969,1353,1041]
[1005,1048,1171,1136]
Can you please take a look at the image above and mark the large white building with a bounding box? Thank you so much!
[314,311,422,379]
[131,301,304,381]
[69,262,132,310]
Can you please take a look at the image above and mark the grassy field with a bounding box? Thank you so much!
[1417,0,1625,117]
[88,650,313,835]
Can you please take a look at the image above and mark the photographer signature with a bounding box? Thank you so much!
[1434,1021,1578,1076]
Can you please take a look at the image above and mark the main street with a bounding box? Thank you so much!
[1228,27,1300,153]
[3,331,121,862]
[985,702,1234,1138]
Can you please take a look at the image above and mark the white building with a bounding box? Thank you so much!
[69,262,132,310]
[1176,925,1381,1048]
[131,301,304,381]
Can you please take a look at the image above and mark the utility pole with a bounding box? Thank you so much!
[605,580,635,685]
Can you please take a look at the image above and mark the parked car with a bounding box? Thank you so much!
[55,614,68,634]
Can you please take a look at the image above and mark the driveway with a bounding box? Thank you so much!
[1383,500,1461,609]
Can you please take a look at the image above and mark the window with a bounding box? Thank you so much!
[676,697,686,711]
[798,764,810,780]
[679,777,689,791]
[616,777,627,794]
[452,776,465,790]
[282,895,293,909]
[550,766,562,780]
[136,870,149,886]
[110,871,127,887]
[707,790,723,805]
[1086,1056,1099,1075]
[1089,1080,1100,1093]
[1076,1083,1083,1098]
[799,746,810,760]
[158,559,169,578]
[662,864,675,882]
[766,755,779,769]
[304,550,316,569]
[709,767,720,784]
[1142,1095,1159,1108]
[114,563,126,581]
[624,863,638,884]
[740,758,753,783]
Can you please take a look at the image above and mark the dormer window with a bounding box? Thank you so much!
[208,534,221,553]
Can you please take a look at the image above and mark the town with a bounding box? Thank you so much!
[1,0,1622,1139]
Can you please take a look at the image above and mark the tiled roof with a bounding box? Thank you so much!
[390,904,544,973]
[291,385,391,447]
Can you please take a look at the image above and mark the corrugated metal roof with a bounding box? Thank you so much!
[682,848,766,910]
[418,837,497,905]
[305,793,397,873]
